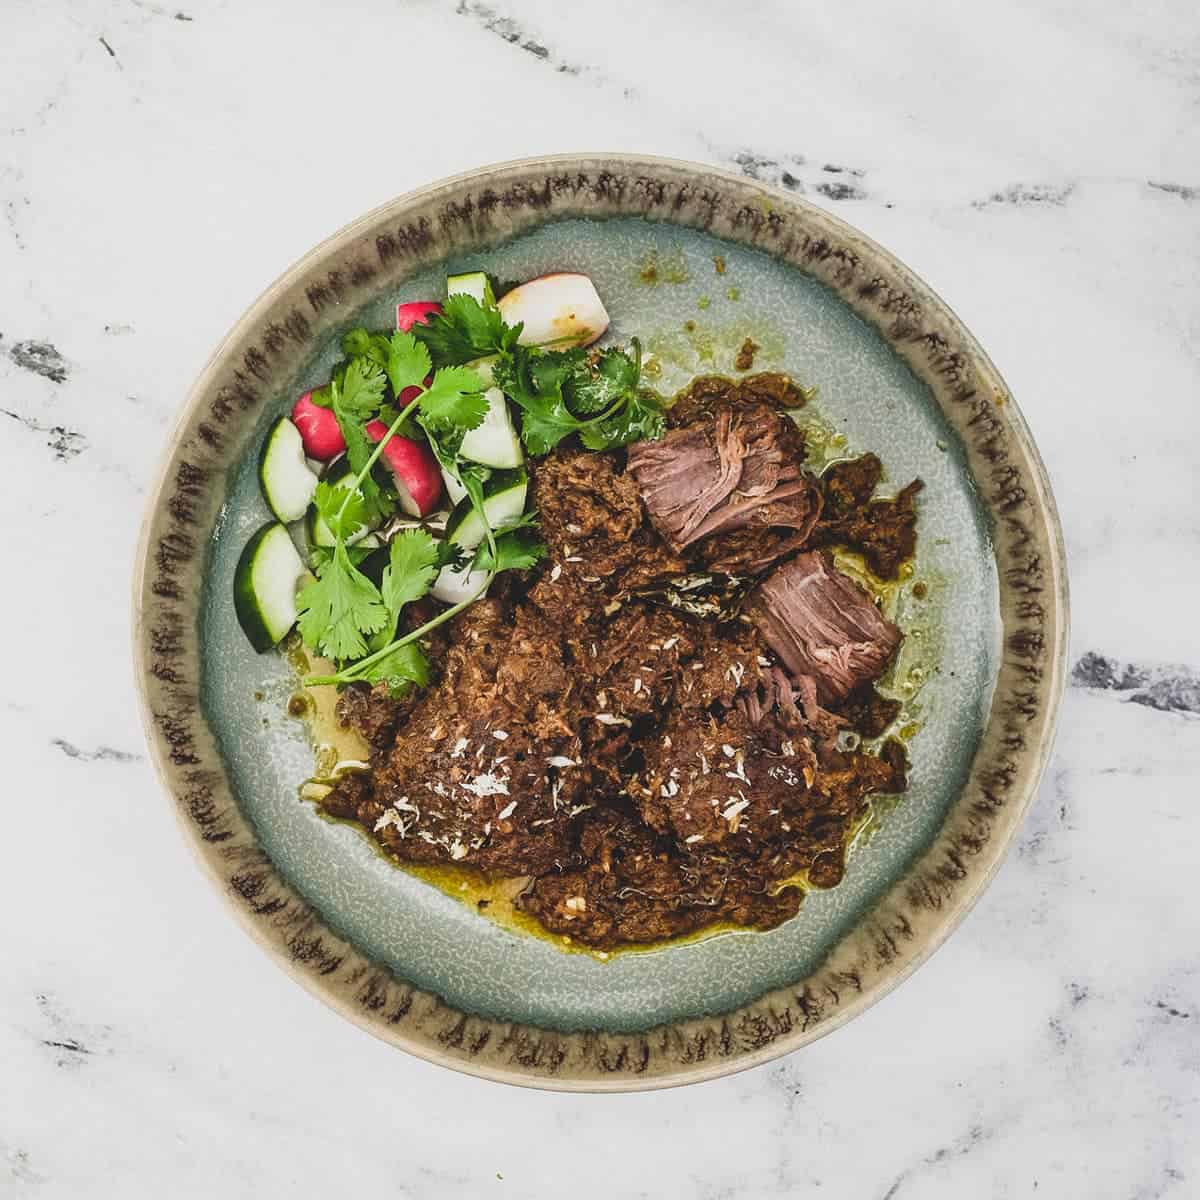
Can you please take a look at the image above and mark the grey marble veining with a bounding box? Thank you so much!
[2,0,1197,1195]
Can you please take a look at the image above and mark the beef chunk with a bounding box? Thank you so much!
[745,551,902,703]
[814,454,922,579]
[627,402,822,564]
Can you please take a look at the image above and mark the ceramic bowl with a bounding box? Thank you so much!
[133,155,1068,1091]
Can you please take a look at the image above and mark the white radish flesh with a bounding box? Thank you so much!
[497,273,609,349]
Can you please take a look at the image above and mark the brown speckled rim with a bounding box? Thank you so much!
[132,154,1068,1091]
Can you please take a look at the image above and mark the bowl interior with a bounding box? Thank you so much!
[199,215,999,1033]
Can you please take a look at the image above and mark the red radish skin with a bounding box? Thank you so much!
[291,392,346,460]
[365,420,443,517]
[395,301,442,332]
[398,374,433,406]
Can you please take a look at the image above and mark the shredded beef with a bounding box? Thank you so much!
[814,453,922,579]
[745,551,902,704]
[317,370,918,950]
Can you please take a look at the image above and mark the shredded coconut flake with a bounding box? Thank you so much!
[594,713,632,727]
[450,737,469,758]
[491,729,509,741]
[461,773,510,797]
[550,564,562,582]
[685,833,704,844]
[722,744,736,758]
[632,677,642,695]
[496,800,517,821]
[547,755,579,768]
[722,798,751,822]
[662,636,679,650]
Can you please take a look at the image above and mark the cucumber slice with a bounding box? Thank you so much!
[306,459,380,548]
[234,523,305,652]
[459,388,524,469]
[445,468,528,550]
[446,271,495,306]
[441,466,469,507]
[431,561,492,605]
[259,417,318,523]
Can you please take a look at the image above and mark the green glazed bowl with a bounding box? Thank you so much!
[133,155,1067,1091]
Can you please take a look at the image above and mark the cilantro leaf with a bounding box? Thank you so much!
[568,346,639,415]
[356,639,431,697]
[297,542,389,660]
[578,391,666,451]
[417,365,488,436]
[307,542,376,573]
[341,328,391,370]
[411,294,521,365]
[336,357,387,418]
[308,361,347,409]
[528,349,581,397]
[312,479,372,543]
[493,349,582,456]
[517,403,579,456]
[386,331,432,398]
[381,529,443,621]
[327,358,387,507]
[473,527,548,573]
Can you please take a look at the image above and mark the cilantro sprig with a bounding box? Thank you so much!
[492,339,664,456]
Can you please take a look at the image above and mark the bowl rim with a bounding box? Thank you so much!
[132,152,1068,1091]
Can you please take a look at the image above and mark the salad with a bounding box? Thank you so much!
[233,269,666,694]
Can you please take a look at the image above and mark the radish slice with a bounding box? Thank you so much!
[365,420,443,517]
[497,273,609,348]
[396,301,442,332]
[431,561,491,606]
[291,391,346,461]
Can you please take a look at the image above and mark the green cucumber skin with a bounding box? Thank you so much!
[445,468,528,547]
[446,271,495,306]
[234,524,287,652]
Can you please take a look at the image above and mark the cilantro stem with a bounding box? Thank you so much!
[302,571,494,688]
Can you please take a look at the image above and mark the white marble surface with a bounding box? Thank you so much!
[2,0,1198,1195]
